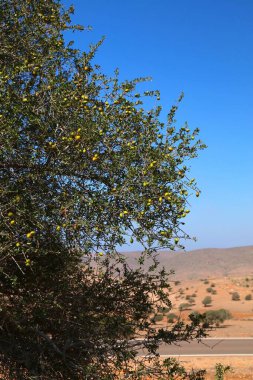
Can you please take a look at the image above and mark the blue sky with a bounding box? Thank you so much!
[64,0,253,250]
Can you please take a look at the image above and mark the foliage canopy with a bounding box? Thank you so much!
[0,0,206,378]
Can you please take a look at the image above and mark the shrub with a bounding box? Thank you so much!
[204,309,232,326]
[231,292,240,301]
[202,296,212,307]
[167,313,178,323]
[179,303,191,311]
[158,306,171,314]
[245,294,252,301]
[153,314,164,322]
[207,287,216,294]
[215,363,233,380]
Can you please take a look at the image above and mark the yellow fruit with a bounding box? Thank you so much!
[75,135,81,140]
[10,220,15,225]
[25,259,31,266]
[26,231,35,238]
[92,154,98,161]
[98,252,104,256]
[56,225,61,231]
[8,212,13,217]
[16,242,20,247]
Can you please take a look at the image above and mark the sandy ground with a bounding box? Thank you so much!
[155,276,253,336]
[179,356,253,379]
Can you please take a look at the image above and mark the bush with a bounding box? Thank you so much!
[186,297,195,305]
[158,306,171,314]
[204,309,232,326]
[245,294,252,301]
[179,303,191,311]
[215,363,233,379]
[206,287,216,294]
[202,296,212,307]
[153,314,164,322]
[185,295,195,302]
[167,313,178,323]
[204,279,209,284]
[231,292,240,301]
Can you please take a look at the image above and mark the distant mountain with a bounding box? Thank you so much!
[122,246,253,280]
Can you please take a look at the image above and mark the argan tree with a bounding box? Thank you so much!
[0,0,206,379]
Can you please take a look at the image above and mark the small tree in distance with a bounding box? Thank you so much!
[202,296,212,307]
[204,309,232,327]
[0,0,207,379]
[232,292,240,301]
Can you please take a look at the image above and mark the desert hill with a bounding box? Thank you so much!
[122,245,253,280]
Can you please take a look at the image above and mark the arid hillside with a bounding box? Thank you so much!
[123,245,253,280]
